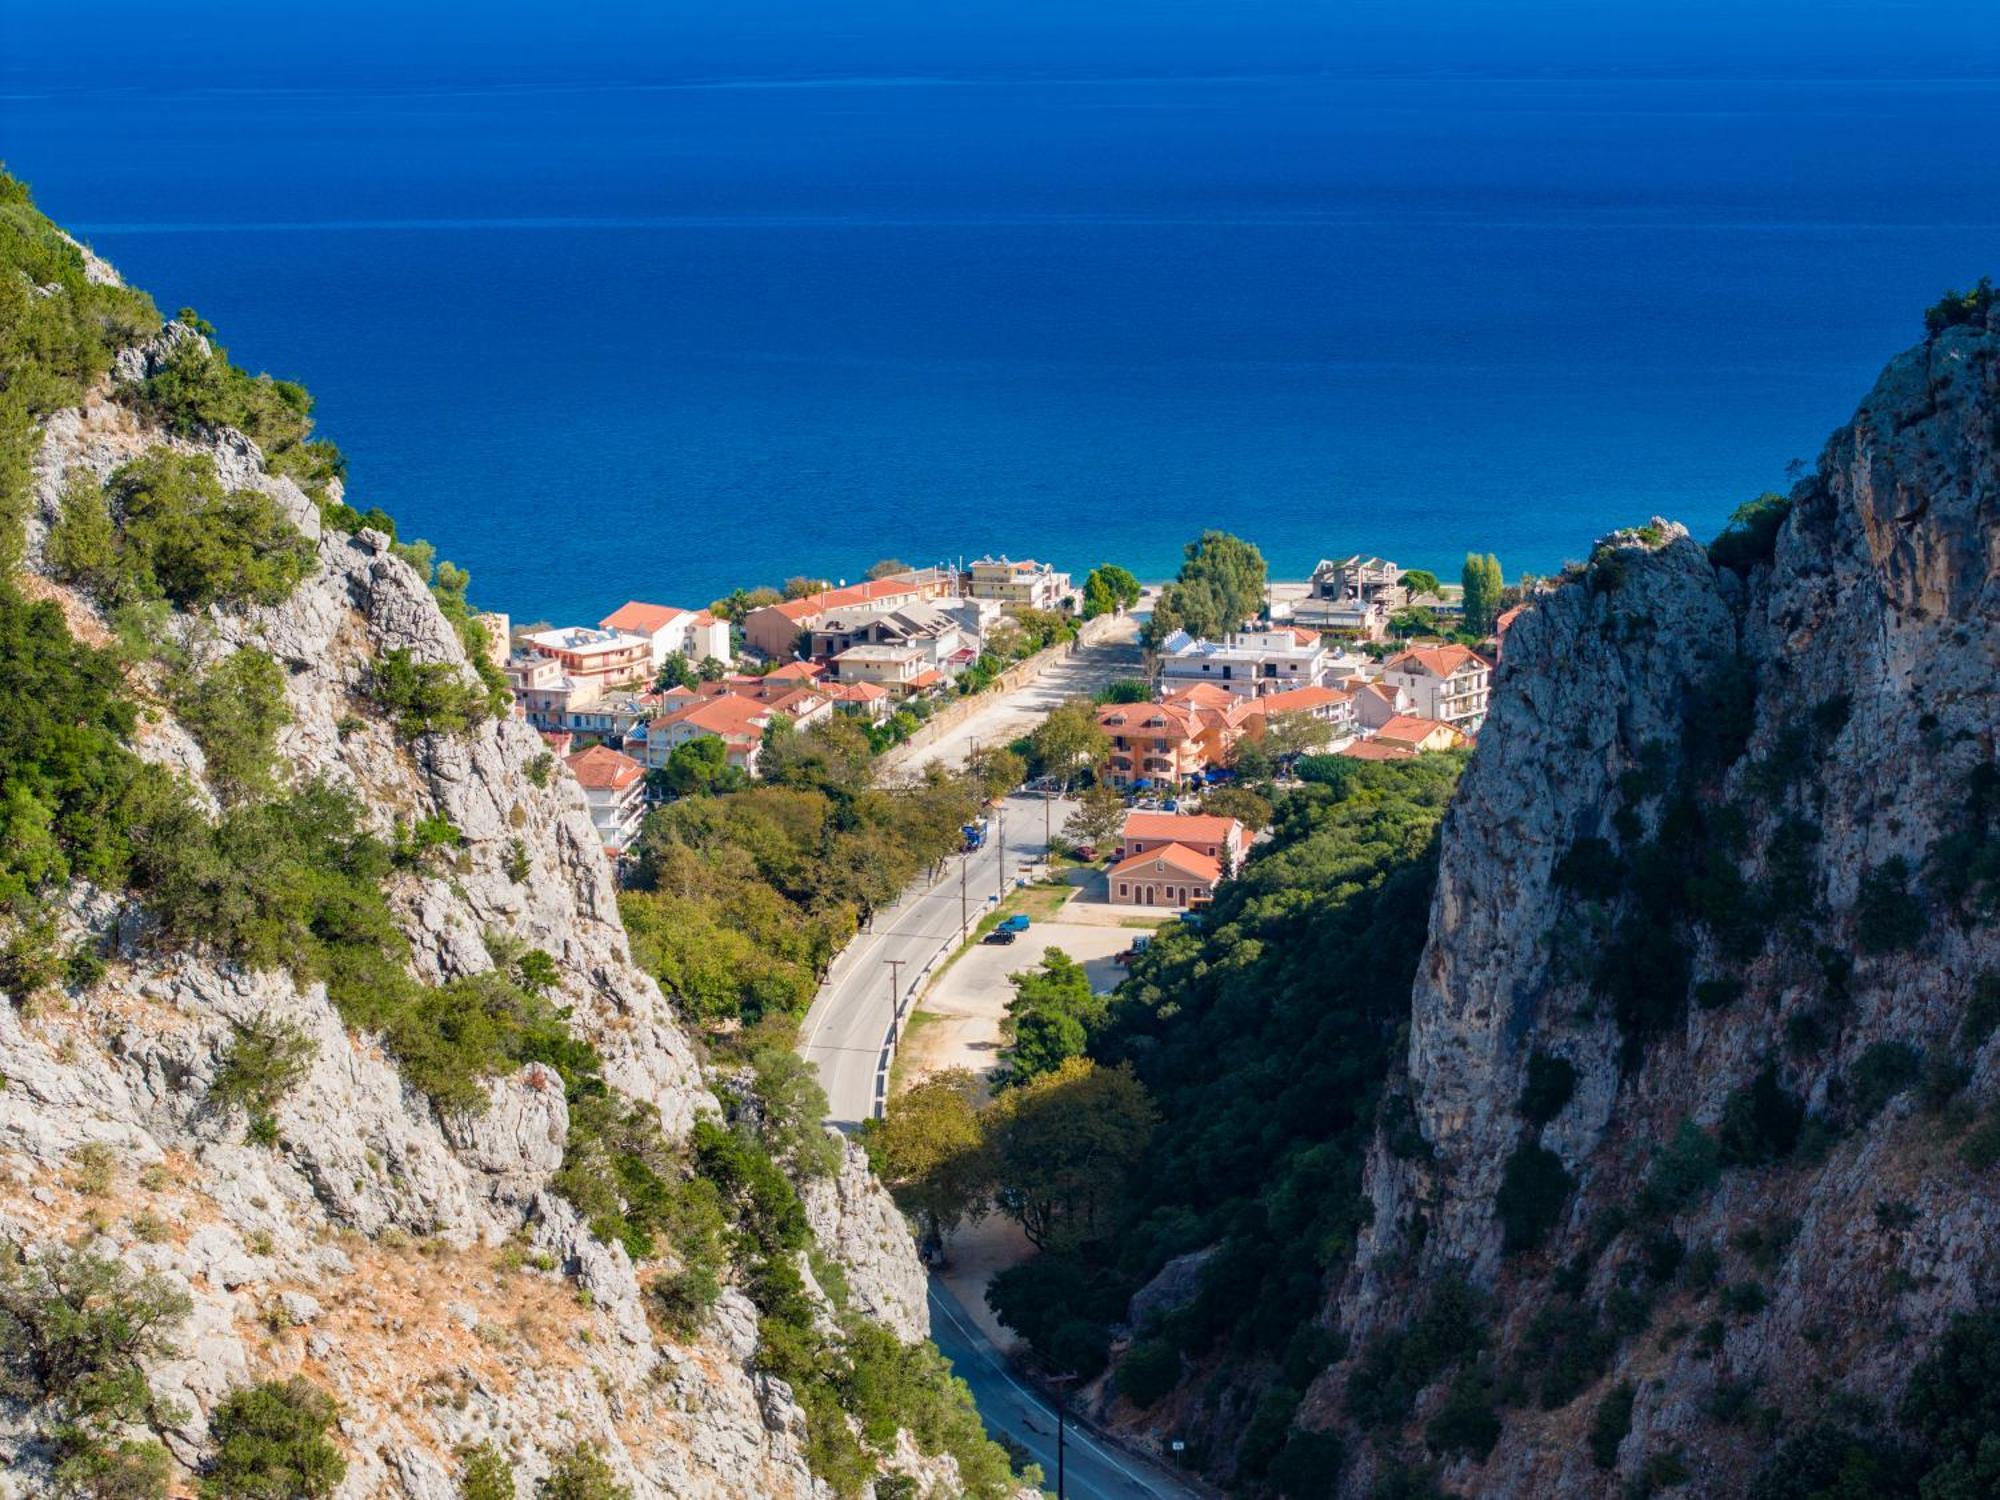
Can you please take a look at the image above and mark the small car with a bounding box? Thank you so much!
[981,929,1019,945]
[998,913,1031,933]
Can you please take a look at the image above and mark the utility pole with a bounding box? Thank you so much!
[885,958,905,1019]
[960,852,969,941]
[996,799,1006,899]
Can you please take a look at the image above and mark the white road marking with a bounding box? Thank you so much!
[926,1286,1187,1499]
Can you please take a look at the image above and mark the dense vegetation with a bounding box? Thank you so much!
[622,716,987,1029]
[867,756,1463,1484]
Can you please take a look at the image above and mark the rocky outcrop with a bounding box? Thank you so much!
[2,298,940,1494]
[1324,310,2000,1493]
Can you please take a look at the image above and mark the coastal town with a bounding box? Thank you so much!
[490,545,1513,913]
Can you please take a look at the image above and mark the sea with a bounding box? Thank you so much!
[6,40,1999,623]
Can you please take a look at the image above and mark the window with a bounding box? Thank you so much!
[1117,883,1128,898]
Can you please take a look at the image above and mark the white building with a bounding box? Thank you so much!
[565,745,648,857]
[1378,644,1491,731]
[598,601,732,669]
[1155,627,1332,699]
[966,556,1075,612]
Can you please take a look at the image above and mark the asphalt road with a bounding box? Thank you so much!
[927,1280,1204,1500]
[799,791,1074,1126]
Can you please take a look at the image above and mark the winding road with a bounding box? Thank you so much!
[799,790,1071,1126]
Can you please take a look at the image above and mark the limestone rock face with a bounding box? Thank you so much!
[1325,311,2000,1495]
[801,1136,932,1342]
[2,303,942,1498]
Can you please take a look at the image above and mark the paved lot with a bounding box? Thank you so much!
[883,623,1143,778]
[899,915,1135,1086]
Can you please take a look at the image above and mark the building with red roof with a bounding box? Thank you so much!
[1379,643,1491,730]
[565,745,647,856]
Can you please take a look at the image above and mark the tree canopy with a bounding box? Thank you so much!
[1460,553,1504,636]
[1082,564,1142,619]
[1144,531,1267,647]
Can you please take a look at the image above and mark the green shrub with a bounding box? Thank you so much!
[101,453,314,611]
[1345,1276,1487,1428]
[1924,275,1994,335]
[116,318,346,499]
[1845,1041,1922,1123]
[1519,1051,1577,1127]
[46,468,120,594]
[1961,973,2000,1053]
[1709,492,1792,573]
[370,648,490,738]
[648,1265,721,1340]
[1639,1121,1719,1217]
[1118,1338,1181,1409]
[0,1247,190,1450]
[210,1016,316,1124]
[1719,1281,1768,1318]
[200,1377,345,1498]
[1423,1368,1500,1459]
[1554,835,1622,893]
[0,584,156,912]
[54,1434,175,1498]
[1515,1296,1617,1409]
[1855,859,1925,953]
[534,1443,630,1500]
[1589,1381,1634,1469]
[1496,1142,1573,1254]
[1716,1067,1805,1167]
[455,1443,514,1500]
[177,649,289,804]
[1748,1423,1914,1500]
[1269,1429,1346,1498]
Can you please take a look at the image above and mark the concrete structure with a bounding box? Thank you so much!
[966,555,1075,612]
[829,642,929,693]
[1155,627,1332,699]
[565,745,648,857]
[1379,643,1492,730]
[599,601,730,669]
[809,602,970,672]
[1294,554,1409,640]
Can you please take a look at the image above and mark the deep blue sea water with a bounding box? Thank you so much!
[6,61,1999,622]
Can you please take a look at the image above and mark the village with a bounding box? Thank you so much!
[482,547,1514,915]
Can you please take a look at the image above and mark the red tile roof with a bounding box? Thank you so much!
[1375,714,1464,749]
[1109,841,1222,883]
[1162,683,1235,710]
[566,744,645,792]
[764,660,826,681]
[1386,644,1482,678]
[654,695,769,741]
[907,668,944,689]
[765,575,925,623]
[599,601,687,634]
[1339,739,1416,761]
[1122,811,1241,846]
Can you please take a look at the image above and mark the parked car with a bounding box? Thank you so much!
[981,929,1018,945]
[999,913,1031,933]
[1072,843,1098,862]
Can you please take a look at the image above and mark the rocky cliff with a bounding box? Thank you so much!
[1324,303,1999,1493]
[0,206,976,1500]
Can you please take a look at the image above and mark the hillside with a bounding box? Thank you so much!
[1324,285,1999,1496]
[1014,289,2000,1498]
[0,173,1024,1499]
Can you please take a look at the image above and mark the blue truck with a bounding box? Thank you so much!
[961,819,988,852]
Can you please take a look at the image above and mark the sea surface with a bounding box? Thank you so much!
[5,68,1999,622]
